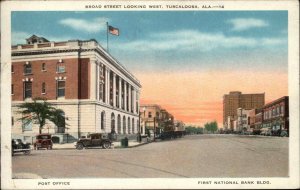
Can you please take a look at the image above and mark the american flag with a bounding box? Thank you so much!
[108,25,119,36]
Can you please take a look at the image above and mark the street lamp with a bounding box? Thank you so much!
[138,108,141,143]
[153,117,156,142]
[143,107,146,135]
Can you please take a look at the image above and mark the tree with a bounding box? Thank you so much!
[185,126,203,134]
[18,97,67,134]
[204,121,218,134]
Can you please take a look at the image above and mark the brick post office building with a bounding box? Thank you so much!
[11,35,141,143]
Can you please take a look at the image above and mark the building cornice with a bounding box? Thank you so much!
[12,40,142,88]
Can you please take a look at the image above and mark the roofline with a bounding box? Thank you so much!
[264,96,289,108]
[12,38,141,88]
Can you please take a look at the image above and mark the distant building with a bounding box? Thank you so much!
[11,35,141,143]
[262,96,289,133]
[248,108,263,130]
[174,120,185,132]
[223,91,265,130]
[140,104,162,135]
[139,104,175,136]
[237,108,251,132]
[160,109,174,132]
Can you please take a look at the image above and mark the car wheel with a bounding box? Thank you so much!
[76,143,84,150]
[24,150,31,155]
[102,142,111,149]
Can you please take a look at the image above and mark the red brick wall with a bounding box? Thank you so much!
[12,58,90,101]
[79,58,90,99]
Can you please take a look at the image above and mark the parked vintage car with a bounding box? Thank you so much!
[260,128,272,136]
[34,134,53,150]
[12,139,31,156]
[75,133,112,150]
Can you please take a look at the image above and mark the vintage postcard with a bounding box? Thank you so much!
[1,0,299,189]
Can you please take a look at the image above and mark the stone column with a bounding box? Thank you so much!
[128,84,132,113]
[113,73,116,107]
[96,62,99,101]
[133,88,136,114]
[124,82,127,111]
[105,68,110,104]
[118,77,122,109]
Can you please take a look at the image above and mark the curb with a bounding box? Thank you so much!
[51,141,150,150]
[113,141,150,149]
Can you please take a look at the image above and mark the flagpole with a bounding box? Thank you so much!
[106,22,109,52]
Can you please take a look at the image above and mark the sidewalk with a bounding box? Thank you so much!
[52,140,149,150]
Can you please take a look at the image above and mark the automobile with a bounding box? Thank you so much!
[75,133,112,150]
[34,134,53,150]
[280,130,289,137]
[242,130,253,135]
[12,139,31,156]
[260,128,272,136]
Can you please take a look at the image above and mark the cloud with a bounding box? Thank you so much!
[59,17,109,33]
[227,18,269,31]
[117,29,285,52]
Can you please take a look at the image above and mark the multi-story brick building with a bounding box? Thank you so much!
[223,91,265,130]
[140,104,162,135]
[11,35,141,143]
[262,96,289,134]
[139,104,175,136]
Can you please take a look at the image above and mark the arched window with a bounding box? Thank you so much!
[123,116,126,134]
[128,117,131,134]
[111,113,115,133]
[132,118,135,134]
[117,114,121,134]
[101,111,105,130]
[24,63,32,74]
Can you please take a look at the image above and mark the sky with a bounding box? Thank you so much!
[12,11,288,127]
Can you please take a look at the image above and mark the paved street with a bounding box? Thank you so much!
[12,134,288,178]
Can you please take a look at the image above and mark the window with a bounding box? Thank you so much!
[24,81,32,99]
[11,84,14,95]
[42,63,46,71]
[148,112,152,118]
[101,111,105,130]
[24,63,32,74]
[57,81,65,97]
[281,105,284,114]
[11,65,14,73]
[42,82,46,94]
[57,63,65,73]
[12,117,14,126]
[99,83,104,101]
